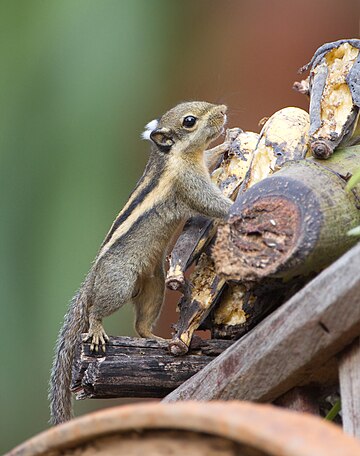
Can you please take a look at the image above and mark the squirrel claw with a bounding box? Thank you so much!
[86,328,109,353]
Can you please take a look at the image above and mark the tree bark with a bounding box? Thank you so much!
[71,336,232,399]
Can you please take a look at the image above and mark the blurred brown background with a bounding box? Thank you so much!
[0,0,359,452]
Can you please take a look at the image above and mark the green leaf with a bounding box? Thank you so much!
[348,226,360,236]
[325,399,341,421]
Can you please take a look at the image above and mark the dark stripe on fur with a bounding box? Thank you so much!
[110,205,160,251]
[102,152,166,245]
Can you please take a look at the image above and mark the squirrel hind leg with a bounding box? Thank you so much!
[133,269,166,340]
[88,262,138,351]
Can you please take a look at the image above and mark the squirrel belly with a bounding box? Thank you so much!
[49,101,232,425]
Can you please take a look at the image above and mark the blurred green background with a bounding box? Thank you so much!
[1,0,358,452]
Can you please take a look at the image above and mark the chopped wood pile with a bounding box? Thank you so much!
[72,38,360,435]
[168,39,360,355]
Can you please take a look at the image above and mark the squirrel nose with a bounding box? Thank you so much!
[218,104,227,116]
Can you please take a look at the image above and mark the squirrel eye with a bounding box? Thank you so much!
[182,116,197,128]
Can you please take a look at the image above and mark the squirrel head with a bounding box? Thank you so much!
[142,102,227,154]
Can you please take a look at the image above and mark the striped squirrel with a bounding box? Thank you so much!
[49,101,232,425]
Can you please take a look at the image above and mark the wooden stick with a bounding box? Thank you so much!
[163,242,360,403]
[166,215,212,292]
[71,336,233,399]
[339,338,360,438]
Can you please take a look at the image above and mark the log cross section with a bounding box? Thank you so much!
[164,242,360,403]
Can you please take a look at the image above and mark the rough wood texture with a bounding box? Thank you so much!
[164,242,360,403]
[213,147,360,282]
[339,338,360,438]
[71,336,232,399]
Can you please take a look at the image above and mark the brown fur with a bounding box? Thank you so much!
[49,101,232,424]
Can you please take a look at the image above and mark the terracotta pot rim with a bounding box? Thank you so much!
[7,401,360,456]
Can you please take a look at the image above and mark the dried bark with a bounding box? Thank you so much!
[71,336,232,399]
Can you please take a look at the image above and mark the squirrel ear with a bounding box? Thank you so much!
[150,128,174,152]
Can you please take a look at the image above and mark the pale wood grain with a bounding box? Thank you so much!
[339,337,360,438]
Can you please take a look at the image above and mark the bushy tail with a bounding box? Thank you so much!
[49,287,89,425]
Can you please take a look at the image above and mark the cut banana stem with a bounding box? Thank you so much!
[213,146,360,282]
[241,107,310,190]
[208,107,310,340]
[300,39,360,159]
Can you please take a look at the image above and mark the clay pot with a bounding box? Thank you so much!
[7,401,360,456]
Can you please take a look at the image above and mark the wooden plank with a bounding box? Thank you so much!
[339,338,360,438]
[71,336,233,399]
[164,242,360,403]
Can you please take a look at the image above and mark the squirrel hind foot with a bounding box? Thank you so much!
[85,323,109,353]
[136,327,165,341]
